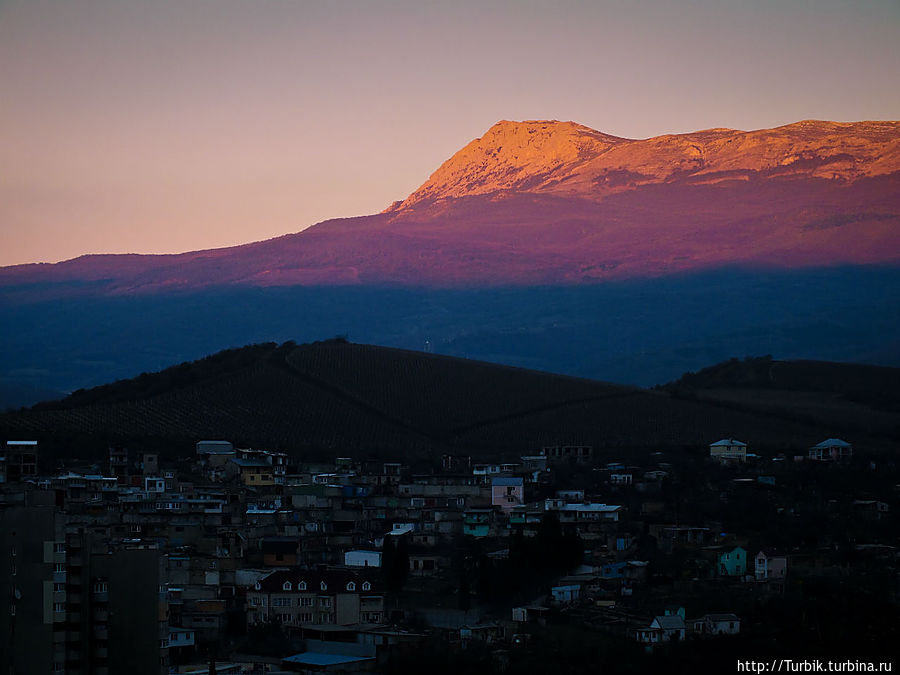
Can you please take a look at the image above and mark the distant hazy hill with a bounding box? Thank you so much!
[2,342,896,459]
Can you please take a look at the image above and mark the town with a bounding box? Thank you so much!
[1,436,896,674]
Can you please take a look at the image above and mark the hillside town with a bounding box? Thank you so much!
[1,436,896,674]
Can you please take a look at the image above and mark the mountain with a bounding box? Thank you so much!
[3,342,895,459]
[2,119,898,295]
[2,119,899,409]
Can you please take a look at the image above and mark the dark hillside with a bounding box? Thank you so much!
[284,341,636,434]
[665,356,900,436]
[1,343,896,459]
[667,356,900,400]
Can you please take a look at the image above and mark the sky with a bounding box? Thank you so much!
[1,0,898,266]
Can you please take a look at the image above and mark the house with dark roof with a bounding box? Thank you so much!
[246,569,383,629]
[634,614,686,643]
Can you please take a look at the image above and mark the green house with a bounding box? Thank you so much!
[718,546,747,577]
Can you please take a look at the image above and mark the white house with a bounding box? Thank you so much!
[635,615,686,643]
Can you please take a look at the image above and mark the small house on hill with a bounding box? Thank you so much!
[635,614,686,644]
[718,546,747,577]
[809,438,852,462]
[691,613,741,636]
[709,439,748,463]
[754,549,787,581]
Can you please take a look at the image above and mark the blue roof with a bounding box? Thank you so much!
[813,438,851,448]
[492,477,523,486]
[283,652,374,666]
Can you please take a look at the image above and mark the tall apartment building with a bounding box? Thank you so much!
[0,498,68,674]
[1,500,169,675]
[64,527,170,675]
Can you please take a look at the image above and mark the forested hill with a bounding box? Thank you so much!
[1,342,895,458]
[664,356,900,438]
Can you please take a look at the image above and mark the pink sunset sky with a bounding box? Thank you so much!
[1,0,898,267]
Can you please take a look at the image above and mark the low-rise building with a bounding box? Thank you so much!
[491,476,524,511]
[718,546,748,577]
[635,614,686,644]
[709,439,748,463]
[754,549,787,581]
[809,438,853,462]
[691,613,741,636]
[246,570,384,628]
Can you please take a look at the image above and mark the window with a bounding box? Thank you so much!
[54,543,65,553]
[346,582,355,591]
[320,581,327,591]
[53,602,65,613]
[93,582,108,593]
[299,597,313,607]
[362,582,371,591]
[298,581,307,591]
[320,597,332,608]
[283,581,292,591]
[54,563,66,573]
[54,583,66,592]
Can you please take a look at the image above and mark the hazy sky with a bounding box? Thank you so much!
[2,0,898,266]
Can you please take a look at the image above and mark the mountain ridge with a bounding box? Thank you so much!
[1,118,898,294]
[388,118,900,211]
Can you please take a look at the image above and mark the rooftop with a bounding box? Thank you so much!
[283,652,375,667]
